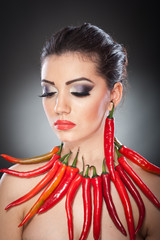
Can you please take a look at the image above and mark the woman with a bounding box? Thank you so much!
[0,23,159,240]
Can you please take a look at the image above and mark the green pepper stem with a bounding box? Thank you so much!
[115,147,122,159]
[84,165,90,178]
[62,152,72,165]
[108,102,114,119]
[91,165,99,178]
[79,156,85,176]
[114,141,123,150]
[71,149,79,168]
[102,158,107,174]
[59,153,69,162]
[57,142,64,156]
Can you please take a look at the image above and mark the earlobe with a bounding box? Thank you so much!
[108,82,123,110]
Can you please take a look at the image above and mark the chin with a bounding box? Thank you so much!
[55,133,76,144]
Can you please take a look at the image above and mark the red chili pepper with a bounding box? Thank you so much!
[18,153,71,227]
[101,159,127,236]
[91,165,103,240]
[114,138,160,175]
[5,153,68,210]
[65,157,84,240]
[79,165,92,240]
[115,163,145,234]
[118,155,160,209]
[1,145,60,164]
[104,103,116,181]
[38,150,79,214]
[114,170,135,240]
[65,172,83,240]
[0,155,57,177]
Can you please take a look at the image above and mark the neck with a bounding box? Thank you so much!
[61,122,105,175]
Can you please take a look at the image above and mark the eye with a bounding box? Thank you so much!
[70,85,93,97]
[39,92,56,98]
[71,92,90,97]
[39,85,57,98]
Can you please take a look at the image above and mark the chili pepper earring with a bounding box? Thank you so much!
[104,102,115,181]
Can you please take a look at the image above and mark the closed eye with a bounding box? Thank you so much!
[39,92,56,97]
[71,92,90,97]
[39,84,57,98]
[70,84,93,97]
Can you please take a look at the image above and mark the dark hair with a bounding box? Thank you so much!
[41,23,128,92]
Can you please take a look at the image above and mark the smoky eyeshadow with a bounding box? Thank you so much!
[41,84,57,93]
[39,83,94,98]
[70,84,94,93]
[42,85,48,93]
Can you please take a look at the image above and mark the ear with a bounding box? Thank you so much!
[108,82,123,111]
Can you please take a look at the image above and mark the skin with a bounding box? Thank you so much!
[0,52,159,240]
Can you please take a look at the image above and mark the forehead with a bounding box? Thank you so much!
[41,52,100,80]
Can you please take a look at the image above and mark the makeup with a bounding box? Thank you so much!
[54,120,76,130]
[39,83,94,98]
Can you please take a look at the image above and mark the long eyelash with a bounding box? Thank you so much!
[39,92,90,98]
[71,92,90,97]
[38,92,55,97]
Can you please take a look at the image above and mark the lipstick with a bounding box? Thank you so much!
[54,120,76,130]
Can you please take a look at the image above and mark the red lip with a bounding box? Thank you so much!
[54,120,76,130]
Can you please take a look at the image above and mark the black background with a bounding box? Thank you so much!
[0,1,159,178]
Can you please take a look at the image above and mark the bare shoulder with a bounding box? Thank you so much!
[128,160,160,197]
[0,161,48,201]
[0,162,47,240]
[0,164,24,240]
[127,160,160,240]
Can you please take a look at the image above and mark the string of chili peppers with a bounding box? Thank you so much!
[1,105,160,240]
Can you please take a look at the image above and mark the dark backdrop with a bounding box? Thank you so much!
[0,1,159,178]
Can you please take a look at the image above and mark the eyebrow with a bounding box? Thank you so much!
[41,77,94,85]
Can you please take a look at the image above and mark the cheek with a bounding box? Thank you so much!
[42,99,55,123]
[78,95,109,124]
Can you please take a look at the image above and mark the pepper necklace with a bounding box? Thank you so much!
[1,105,160,240]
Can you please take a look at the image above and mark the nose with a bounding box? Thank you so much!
[54,92,71,115]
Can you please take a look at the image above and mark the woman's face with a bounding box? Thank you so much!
[41,52,111,143]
